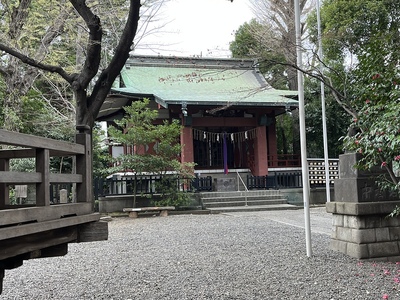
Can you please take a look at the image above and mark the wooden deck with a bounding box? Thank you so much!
[0,129,108,294]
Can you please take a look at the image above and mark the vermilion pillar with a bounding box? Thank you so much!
[253,126,268,176]
[268,121,278,163]
[180,126,194,164]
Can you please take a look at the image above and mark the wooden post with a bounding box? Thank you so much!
[75,132,92,203]
[180,126,194,164]
[0,158,9,209]
[253,126,268,176]
[0,268,4,294]
[36,148,50,206]
[267,121,278,166]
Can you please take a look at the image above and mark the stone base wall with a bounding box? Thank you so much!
[280,187,334,205]
[327,201,400,261]
[214,177,237,192]
[98,194,201,213]
[331,213,400,260]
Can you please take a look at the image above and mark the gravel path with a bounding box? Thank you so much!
[2,208,400,299]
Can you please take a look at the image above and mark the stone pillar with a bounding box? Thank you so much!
[326,153,400,261]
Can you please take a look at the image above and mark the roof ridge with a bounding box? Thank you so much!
[127,54,256,70]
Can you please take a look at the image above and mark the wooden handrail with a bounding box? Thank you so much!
[0,129,84,155]
[0,172,83,184]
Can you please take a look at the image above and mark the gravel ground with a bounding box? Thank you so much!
[2,208,400,300]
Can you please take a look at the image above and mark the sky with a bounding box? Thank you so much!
[134,0,255,58]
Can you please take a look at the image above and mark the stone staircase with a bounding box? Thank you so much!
[200,190,300,213]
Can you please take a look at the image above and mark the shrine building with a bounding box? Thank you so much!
[97,55,298,177]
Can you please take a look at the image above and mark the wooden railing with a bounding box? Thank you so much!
[267,154,301,168]
[0,129,98,229]
[0,129,105,294]
[0,130,91,202]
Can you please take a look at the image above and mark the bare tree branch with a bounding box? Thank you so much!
[258,55,358,118]
[0,42,75,83]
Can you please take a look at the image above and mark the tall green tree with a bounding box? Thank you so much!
[342,38,400,193]
[230,1,322,158]
[307,0,400,118]
[308,0,400,193]
[304,78,348,158]
[242,0,311,90]
[230,19,288,90]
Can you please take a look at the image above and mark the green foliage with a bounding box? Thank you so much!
[0,0,77,66]
[108,99,185,174]
[316,0,397,62]
[19,90,75,139]
[342,37,400,195]
[304,78,348,158]
[387,206,400,218]
[8,187,16,205]
[0,0,78,132]
[10,158,35,172]
[230,19,288,90]
[306,0,400,178]
[0,0,138,132]
[275,113,295,155]
[108,98,195,207]
[230,19,263,58]
[152,176,191,208]
[92,123,111,178]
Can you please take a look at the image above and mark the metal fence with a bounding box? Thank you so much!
[247,172,303,190]
[95,158,339,197]
[94,174,213,198]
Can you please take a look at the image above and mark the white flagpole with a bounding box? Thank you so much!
[294,0,312,257]
[316,0,331,202]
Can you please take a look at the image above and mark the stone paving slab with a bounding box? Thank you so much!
[222,206,332,236]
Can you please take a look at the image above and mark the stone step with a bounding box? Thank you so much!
[207,204,300,213]
[201,195,284,204]
[200,190,280,198]
[199,190,290,210]
[204,199,288,208]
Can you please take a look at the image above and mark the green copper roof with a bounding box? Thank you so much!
[111,55,298,108]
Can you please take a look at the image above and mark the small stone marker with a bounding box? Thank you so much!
[60,189,68,203]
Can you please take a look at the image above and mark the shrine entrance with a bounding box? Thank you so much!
[193,127,256,171]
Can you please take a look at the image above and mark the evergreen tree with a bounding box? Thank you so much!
[108,99,194,207]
